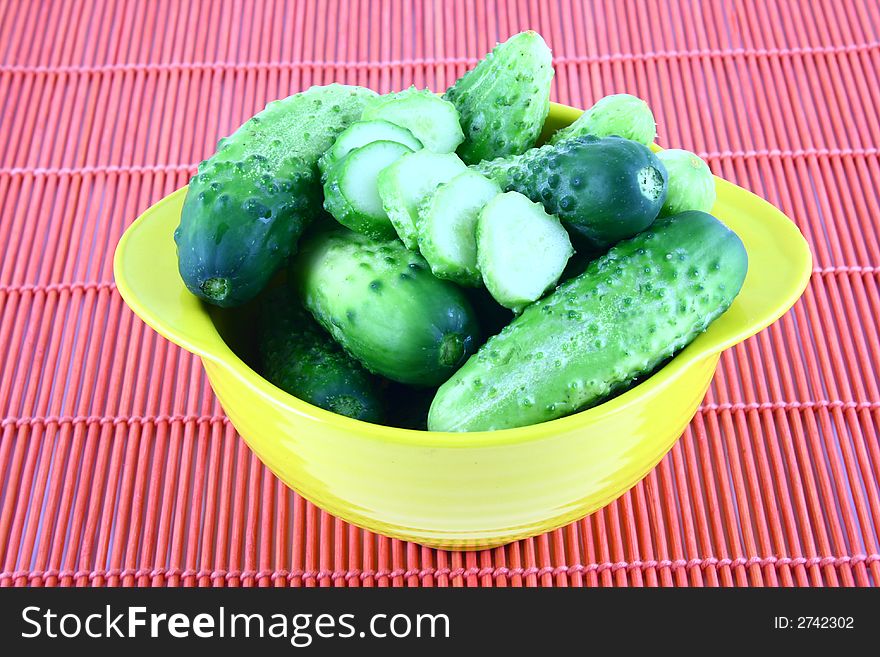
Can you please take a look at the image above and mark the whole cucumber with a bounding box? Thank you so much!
[474,135,667,248]
[292,230,480,386]
[258,289,384,423]
[175,84,377,307]
[549,93,657,146]
[428,211,748,431]
[444,30,553,165]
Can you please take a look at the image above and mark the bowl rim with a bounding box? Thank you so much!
[114,102,813,449]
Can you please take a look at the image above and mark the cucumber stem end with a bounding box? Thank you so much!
[201,277,230,302]
[439,333,465,368]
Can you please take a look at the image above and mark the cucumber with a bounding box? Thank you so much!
[443,30,553,165]
[476,192,574,312]
[318,119,422,177]
[428,211,748,431]
[258,288,384,423]
[174,84,377,307]
[292,229,480,386]
[362,87,464,153]
[377,150,468,250]
[656,149,716,215]
[416,170,500,286]
[474,135,667,248]
[550,93,656,146]
[322,140,414,239]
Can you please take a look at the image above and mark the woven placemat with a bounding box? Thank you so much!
[1,0,878,586]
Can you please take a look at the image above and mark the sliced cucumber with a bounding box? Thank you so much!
[323,140,414,239]
[377,150,468,250]
[416,170,500,286]
[476,191,574,312]
[362,88,465,153]
[319,120,423,178]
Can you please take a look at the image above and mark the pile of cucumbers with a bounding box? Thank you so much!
[175,31,747,432]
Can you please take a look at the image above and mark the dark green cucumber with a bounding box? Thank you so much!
[292,229,480,386]
[443,30,553,165]
[258,288,384,422]
[473,135,668,248]
[175,84,377,307]
[428,211,748,432]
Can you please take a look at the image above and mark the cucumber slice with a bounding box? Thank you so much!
[416,170,501,286]
[476,191,574,312]
[362,88,465,153]
[323,140,414,239]
[377,150,468,249]
[319,120,423,178]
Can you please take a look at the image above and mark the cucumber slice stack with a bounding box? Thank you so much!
[416,170,501,286]
[319,119,423,177]
[322,140,414,239]
[377,150,469,250]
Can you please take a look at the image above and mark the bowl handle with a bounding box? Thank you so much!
[113,187,222,361]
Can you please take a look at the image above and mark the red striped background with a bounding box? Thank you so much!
[1,0,879,586]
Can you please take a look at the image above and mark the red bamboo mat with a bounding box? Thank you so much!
[1,0,879,588]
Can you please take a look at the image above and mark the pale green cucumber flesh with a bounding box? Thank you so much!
[476,191,574,312]
[323,140,413,238]
[319,119,423,178]
[331,119,423,160]
[362,87,464,153]
[377,150,468,249]
[416,170,501,286]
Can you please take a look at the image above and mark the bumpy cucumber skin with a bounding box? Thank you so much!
[292,230,481,387]
[549,93,657,146]
[258,289,384,423]
[174,84,377,307]
[428,211,748,432]
[322,140,413,240]
[443,31,553,165]
[657,148,717,216]
[474,135,668,248]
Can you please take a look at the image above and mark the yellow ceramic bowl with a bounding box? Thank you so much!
[114,102,812,549]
